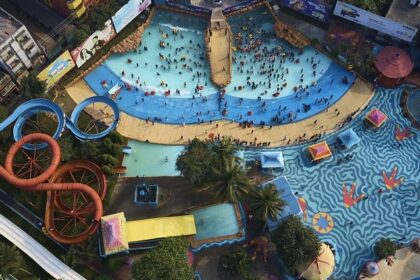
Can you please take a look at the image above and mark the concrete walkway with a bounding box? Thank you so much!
[361,248,420,280]
[66,77,373,147]
[206,8,232,87]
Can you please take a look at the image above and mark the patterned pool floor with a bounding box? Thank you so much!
[244,85,419,279]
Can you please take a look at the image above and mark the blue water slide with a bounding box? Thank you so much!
[0,96,120,149]
[66,96,120,141]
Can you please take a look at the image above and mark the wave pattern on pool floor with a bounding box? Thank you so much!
[243,86,419,279]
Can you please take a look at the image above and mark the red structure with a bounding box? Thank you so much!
[0,133,106,244]
[374,46,414,87]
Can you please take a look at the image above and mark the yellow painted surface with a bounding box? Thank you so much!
[125,215,196,242]
[38,51,75,89]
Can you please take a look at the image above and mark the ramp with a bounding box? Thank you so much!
[206,8,232,87]
[0,214,86,280]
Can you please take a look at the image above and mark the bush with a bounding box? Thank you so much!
[221,247,253,277]
[272,216,321,274]
[131,237,194,280]
[374,238,397,259]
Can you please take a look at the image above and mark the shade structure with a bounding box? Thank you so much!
[364,261,379,276]
[308,141,332,161]
[298,243,335,280]
[263,176,302,232]
[260,151,284,169]
[101,212,129,256]
[374,46,413,79]
[366,108,388,128]
[337,128,361,149]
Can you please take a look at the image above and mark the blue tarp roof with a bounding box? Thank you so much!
[337,128,361,149]
[260,151,284,169]
[262,177,302,232]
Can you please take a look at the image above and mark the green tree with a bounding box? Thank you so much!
[71,29,89,47]
[0,241,25,277]
[272,216,321,274]
[0,105,12,152]
[202,158,250,203]
[176,138,216,186]
[131,237,194,280]
[58,134,74,162]
[249,184,286,222]
[20,72,47,100]
[374,238,397,259]
[211,137,239,169]
[220,247,252,278]
[79,141,99,160]
[99,154,119,167]
[61,237,99,268]
[101,164,115,177]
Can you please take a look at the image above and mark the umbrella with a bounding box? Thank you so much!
[308,141,332,161]
[337,128,361,149]
[298,243,335,280]
[364,261,379,276]
[366,108,387,128]
[260,151,284,169]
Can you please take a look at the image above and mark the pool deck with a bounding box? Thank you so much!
[359,248,420,280]
[65,77,373,147]
[206,8,232,87]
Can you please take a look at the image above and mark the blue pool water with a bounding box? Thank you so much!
[105,10,217,96]
[192,203,240,241]
[122,140,184,177]
[84,8,355,125]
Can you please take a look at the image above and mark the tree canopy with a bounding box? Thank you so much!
[249,184,286,222]
[176,138,217,186]
[272,216,321,274]
[0,241,25,277]
[220,247,252,278]
[202,158,250,203]
[20,72,47,100]
[374,238,397,259]
[131,237,195,280]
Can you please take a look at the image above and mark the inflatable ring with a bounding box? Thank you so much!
[312,212,334,234]
[242,26,248,31]
[249,33,253,39]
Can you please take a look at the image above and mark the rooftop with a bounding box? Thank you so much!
[386,0,420,29]
[0,7,22,42]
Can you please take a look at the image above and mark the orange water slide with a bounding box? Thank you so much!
[0,133,105,244]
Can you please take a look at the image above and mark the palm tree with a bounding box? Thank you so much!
[0,241,25,277]
[249,184,286,222]
[212,137,240,169]
[202,158,250,202]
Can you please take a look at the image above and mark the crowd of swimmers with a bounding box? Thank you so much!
[111,15,356,132]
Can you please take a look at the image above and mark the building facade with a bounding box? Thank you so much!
[0,70,19,105]
[0,8,45,80]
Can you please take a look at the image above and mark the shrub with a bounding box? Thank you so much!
[374,238,397,259]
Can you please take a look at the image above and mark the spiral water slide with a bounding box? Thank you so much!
[0,96,119,244]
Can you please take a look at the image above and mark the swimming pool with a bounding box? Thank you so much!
[105,9,217,97]
[84,8,355,125]
[122,140,184,177]
[190,203,246,252]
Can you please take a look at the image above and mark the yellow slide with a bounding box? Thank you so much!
[126,215,196,243]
